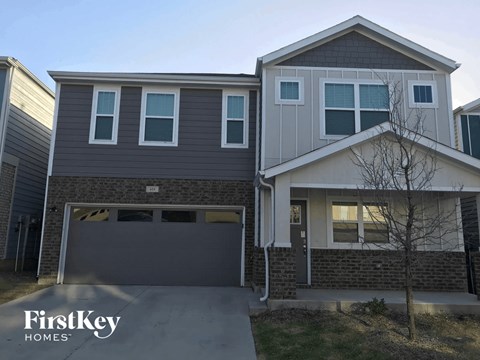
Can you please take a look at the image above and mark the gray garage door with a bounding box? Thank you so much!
[63,207,243,286]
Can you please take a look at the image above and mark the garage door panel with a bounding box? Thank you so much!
[64,207,243,286]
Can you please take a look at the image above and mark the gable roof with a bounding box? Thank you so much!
[262,122,480,179]
[256,15,459,74]
[454,98,480,115]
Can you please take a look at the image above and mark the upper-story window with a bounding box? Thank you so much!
[222,90,249,148]
[461,114,480,159]
[139,88,179,146]
[275,77,304,105]
[322,82,389,138]
[408,80,437,108]
[89,86,121,144]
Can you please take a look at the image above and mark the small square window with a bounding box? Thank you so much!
[413,85,433,103]
[275,77,304,105]
[408,81,437,108]
[280,82,300,100]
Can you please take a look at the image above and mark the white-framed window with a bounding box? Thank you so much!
[321,81,389,139]
[89,86,121,144]
[222,90,249,148]
[460,113,480,159]
[275,77,304,105]
[139,87,180,147]
[408,80,438,108]
[328,199,389,248]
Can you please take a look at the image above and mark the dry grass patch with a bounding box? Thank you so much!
[0,272,50,305]
[251,308,480,360]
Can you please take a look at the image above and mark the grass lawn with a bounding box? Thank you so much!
[251,308,480,360]
[0,271,50,305]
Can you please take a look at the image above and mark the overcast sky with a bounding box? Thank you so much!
[2,0,479,108]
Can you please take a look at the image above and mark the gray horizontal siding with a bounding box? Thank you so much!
[52,85,257,180]
[4,105,51,259]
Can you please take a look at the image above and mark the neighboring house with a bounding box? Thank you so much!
[454,99,480,293]
[37,16,480,300]
[0,57,54,271]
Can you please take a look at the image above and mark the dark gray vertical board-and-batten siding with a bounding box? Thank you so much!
[4,106,51,259]
[52,85,257,180]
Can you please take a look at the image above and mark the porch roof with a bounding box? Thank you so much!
[263,123,480,191]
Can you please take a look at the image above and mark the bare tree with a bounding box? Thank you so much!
[350,80,463,340]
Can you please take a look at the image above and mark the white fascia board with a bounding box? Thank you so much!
[260,15,457,73]
[456,98,480,114]
[264,122,480,179]
[48,71,260,88]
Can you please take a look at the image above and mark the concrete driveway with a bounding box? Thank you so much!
[0,285,257,360]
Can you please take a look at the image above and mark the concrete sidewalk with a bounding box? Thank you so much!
[266,289,480,314]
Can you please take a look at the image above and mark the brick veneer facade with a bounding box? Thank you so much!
[472,252,480,300]
[253,246,266,286]
[38,176,255,284]
[268,247,296,299]
[0,162,16,259]
[311,249,467,292]
[253,247,468,299]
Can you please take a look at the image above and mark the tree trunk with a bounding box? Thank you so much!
[405,248,416,340]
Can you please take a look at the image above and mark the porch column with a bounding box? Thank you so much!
[274,173,291,247]
[269,173,296,299]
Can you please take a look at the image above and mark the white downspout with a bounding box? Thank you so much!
[259,175,274,302]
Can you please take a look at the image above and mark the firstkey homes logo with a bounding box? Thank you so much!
[24,310,121,342]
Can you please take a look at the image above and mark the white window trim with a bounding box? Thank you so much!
[326,197,392,250]
[408,80,438,109]
[460,113,480,155]
[275,76,304,105]
[139,87,180,147]
[222,89,249,149]
[89,86,121,145]
[320,79,391,140]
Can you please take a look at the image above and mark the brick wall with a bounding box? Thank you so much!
[253,246,265,286]
[39,176,255,283]
[472,252,480,300]
[311,249,467,292]
[0,162,16,259]
[279,31,433,70]
[268,247,296,299]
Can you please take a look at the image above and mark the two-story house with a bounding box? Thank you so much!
[37,16,480,300]
[0,57,54,271]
